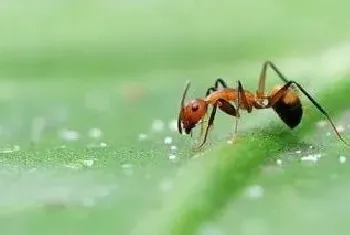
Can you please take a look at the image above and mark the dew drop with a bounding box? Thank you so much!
[83,159,94,167]
[169,154,176,160]
[59,128,79,142]
[168,120,178,132]
[339,156,346,164]
[164,136,172,144]
[316,120,327,127]
[13,145,20,152]
[138,133,148,141]
[151,120,164,132]
[276,158,282,166]
[88,127,102,138]
[336,125,345,133]
[246,185,264,199]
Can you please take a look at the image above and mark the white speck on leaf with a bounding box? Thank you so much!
[83,159,94,167]
[100,142,107,147]
[88,127,102,138]
[336,125,345,133]
[59,129,79,141]
[301,154,322,163]
[0,148,13,153]
[164,136,172,144]
[316,120,327,127]
[168,120,178,132]
[122,163,134,176]
[339,156,346,164]
[13,145,20,151]
[246,185,264,199]
[276,158,282,165]
[169,154,176,160]
[151,120,164,132]
[138,133,148,141]
[170,145,177,151]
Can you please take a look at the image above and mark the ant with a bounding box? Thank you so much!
[177,60,350,148]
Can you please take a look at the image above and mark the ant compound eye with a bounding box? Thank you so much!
[191,103,199,112]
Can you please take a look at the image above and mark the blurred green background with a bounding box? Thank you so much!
[1,1,350,235]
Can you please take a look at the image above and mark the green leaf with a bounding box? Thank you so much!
[132,78,350,235]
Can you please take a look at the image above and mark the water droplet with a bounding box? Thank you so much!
[316,120,327,127]
[246,185,264,199]
[13,145,20,151]
[0,148,13,154]
[64,163,82,169]
[88,127,102,138]
[151,120,164,132]
[83,159,94,167]
[138,133,148,141]
[301,154,322,163]
[276,158,282,165]
[122,163,133,176]
[168,120,178,132]
[169,154,176,160]
[164,136,172,144]
[339,156,346,164]
[59,128,79,141]
[336,125,345,133]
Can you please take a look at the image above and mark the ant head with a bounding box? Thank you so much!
[178,82,208,135]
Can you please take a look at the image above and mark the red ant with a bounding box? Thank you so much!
[177,60,350,148]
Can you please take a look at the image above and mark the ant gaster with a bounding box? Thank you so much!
[177,61,350,148]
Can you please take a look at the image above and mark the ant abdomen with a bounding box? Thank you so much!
[272,91,303,128]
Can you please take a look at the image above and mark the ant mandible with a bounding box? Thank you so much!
[177,60,350,148]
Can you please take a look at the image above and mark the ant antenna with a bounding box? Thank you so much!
[290,80,350,147]
[177,81,191,134]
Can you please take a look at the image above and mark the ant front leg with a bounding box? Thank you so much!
[194,102,219,148]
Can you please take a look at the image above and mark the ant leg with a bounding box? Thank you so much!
[206,78,228,96]
[256,61,289,99]
[215,78,228,89]
[195,102,218,148]
[198,112,208,141]
[234,81,242,137]
[232,81,253,138]
[206,87,216,96]
[237,81,252,113]
[217,98,237,116]
[269,81,350,147]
